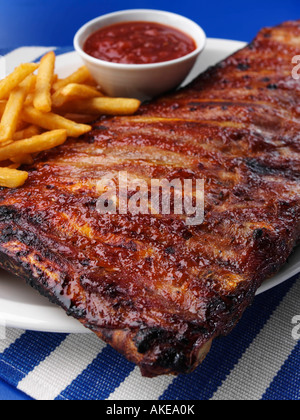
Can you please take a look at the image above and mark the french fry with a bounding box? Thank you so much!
[24,92,34,106]
[0,101,7,116]
[33,51,56,112]
[0,51,142,189]
[28,74,37,92]
[52,83,103,107]
[0,63,38,100]
[13,125,41,141]
[52,74,58,85]
[24,75,37,106]
[0,129,67,162]
[52,66,91,91]
[55,97,141,116]
[22,105,92,137]
[0,75,33,142]
[10,154,34,165]
[0,140,13,147]
[0,167,28,188]
[83,75,100,87]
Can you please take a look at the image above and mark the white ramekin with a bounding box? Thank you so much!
[74,9,206,101]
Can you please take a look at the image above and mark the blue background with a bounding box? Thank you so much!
[0,0,299,400]
[0,0,299,48]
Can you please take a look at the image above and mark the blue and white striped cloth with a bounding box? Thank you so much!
[0,47,299,400]
[0,275,299,400]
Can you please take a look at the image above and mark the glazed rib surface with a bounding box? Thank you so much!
[0,21,300,377]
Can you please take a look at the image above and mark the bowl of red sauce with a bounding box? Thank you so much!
[74,9,206,101]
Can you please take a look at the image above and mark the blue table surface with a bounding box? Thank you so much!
[0,0,299,400]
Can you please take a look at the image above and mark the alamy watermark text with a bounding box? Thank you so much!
[96,172,204,226]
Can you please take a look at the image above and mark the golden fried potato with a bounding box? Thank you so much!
[55,97,141,116]
[33,51,55,112]
[0,75,33,142]
[0,129,67,161]
[53,66,91,91]
[22,106,91,137]
[0,63,38,100]
[0,167,28,188]
[52,83,103,107]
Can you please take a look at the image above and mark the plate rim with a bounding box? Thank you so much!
[0,38,298,334]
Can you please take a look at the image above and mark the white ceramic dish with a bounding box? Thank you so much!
[74,9,207,101]
[0,39,299,334]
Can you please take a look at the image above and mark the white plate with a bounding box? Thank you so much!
[0,39,299,334]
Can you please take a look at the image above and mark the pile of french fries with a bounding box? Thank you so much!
[0,51,141,188]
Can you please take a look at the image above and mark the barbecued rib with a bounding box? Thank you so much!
[0,21,300,377]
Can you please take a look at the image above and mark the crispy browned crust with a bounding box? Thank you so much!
[0,21,300,377]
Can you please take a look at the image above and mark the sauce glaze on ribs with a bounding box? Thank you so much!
[0,21,300,377]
